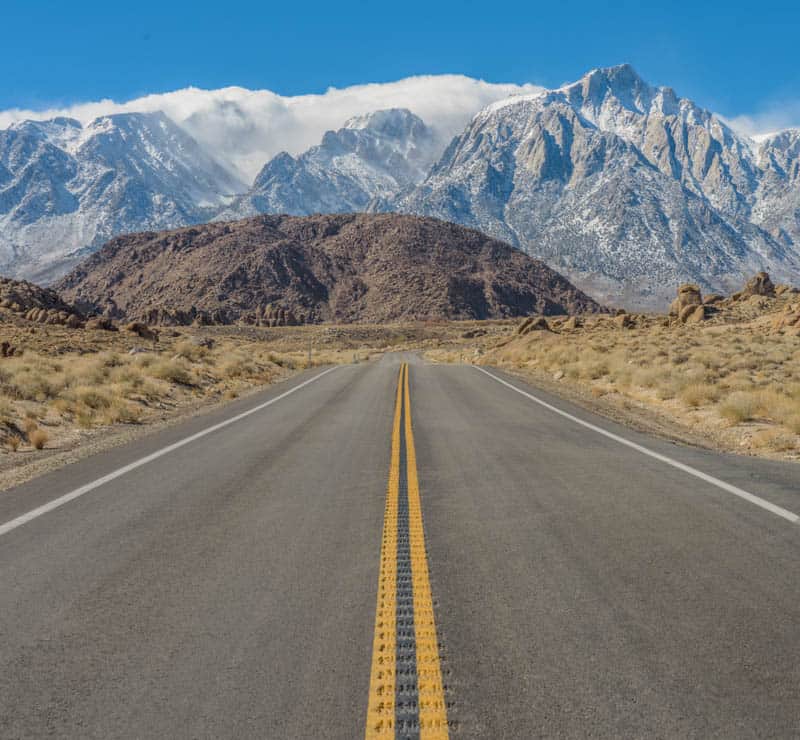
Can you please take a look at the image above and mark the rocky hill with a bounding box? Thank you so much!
[0,276,83,328]
[56,214,603,324]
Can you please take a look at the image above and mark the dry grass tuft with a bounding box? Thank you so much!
[29,428,49,450]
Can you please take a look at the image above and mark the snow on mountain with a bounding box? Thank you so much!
[1,67,800,307]
[752,128,800,246]
[0,112,244,280]
[0,76,544,183]
[218,109,439,219]
[391,65,800,307]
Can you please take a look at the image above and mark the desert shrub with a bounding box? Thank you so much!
[753,389,800,426]
[111,365,145,389]
[719,392,758,423]
[174,340,208,363]
[148,360,193,385]
[9,371,62,402]
[633,367,668,389]
[75,387,112,410]
[680,383,720,408]
[100,400,142,425]
[0,398,13,421]
[29,429,48,450]
[221,357,256,379]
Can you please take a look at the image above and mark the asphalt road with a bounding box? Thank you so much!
[1,354,798,739]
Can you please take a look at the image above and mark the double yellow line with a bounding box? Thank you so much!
[365,363,449,738]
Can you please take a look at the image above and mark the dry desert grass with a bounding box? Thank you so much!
[427,286,800,461]
[0,335,298,454]
[0,316,501,485]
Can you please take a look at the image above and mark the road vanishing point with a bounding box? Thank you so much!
[1,355,799,738]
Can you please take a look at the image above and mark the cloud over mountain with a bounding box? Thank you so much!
[0,76,544,181]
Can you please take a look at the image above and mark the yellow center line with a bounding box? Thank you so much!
[365,364,403,737]
[404,364,449,738]
[365,363,449,739]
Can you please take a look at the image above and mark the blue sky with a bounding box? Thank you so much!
[2,0,799,122]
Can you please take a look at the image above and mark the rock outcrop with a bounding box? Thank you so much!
[0,277,84,327]
[732,271,776,300]
[670,284,703,319]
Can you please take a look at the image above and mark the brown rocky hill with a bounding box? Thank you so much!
[57,214,603,325]
[0,276,83,328]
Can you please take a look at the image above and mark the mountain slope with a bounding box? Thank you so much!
[3,68,800,307]
[219,109,439,219]
[0,113,244,281]
[57,214,603,324]
[753,129,800,246]
[390,65,800,307]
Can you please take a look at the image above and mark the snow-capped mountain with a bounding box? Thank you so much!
[753,129,800,247]
[0,112,244,280]
[391,65,800,306]
[1,66,800,307]
[218,109,439,219]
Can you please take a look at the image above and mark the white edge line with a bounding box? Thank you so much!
[474,366,799,524]
[0,366,339,538]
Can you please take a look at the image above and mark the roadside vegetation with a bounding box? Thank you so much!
[484,323,800,456]
[428,279,800,461]
[0,317,498,487]
[0,336,299,454]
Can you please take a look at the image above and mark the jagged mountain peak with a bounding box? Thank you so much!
[342,108,424,134]
[2,66,800,310]
[758,128,800,152]
[565,63,654,109]
[9,116,82,135]
[394,67,800,308]
[219,107,439,220]
[0,110,245,280]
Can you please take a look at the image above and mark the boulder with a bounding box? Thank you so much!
[518,316,550,335]
[562,316,583,331]
[85,317,118,331]
[684,304,707,324]
[703,294,724,305]
[732,271,775,300]
[669,284,702,316]
[125,322,159,342]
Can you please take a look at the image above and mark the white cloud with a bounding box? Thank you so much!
[724,101,800,141]
[0,75,543,181]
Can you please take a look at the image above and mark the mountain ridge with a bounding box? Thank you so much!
[2,66,800,308]
[389,64,800,306]
[217,109,440,220]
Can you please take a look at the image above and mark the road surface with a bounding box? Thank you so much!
[1,354,798,738]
